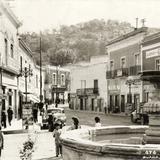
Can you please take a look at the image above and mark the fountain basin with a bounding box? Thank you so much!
[60,126,160,160]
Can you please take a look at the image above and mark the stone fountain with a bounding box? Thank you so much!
[60,94,160,160]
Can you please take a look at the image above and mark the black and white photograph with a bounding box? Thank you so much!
[0,0,160,159]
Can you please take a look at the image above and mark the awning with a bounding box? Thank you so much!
[28,94,40,103]
[22,93,40,103]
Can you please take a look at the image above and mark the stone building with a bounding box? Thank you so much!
[68,55,108,112]
[0,2,21,119]
[141,32,160,104]
[106,27,148,113]
[18,39,45,118]
[44,65,70,105]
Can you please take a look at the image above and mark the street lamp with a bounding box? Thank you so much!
[55,65,60,108]
[126,76,136,104]
[20,66,33,103]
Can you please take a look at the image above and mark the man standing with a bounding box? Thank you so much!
[7,107,13,126]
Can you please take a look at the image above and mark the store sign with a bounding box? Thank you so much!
[117,69,122,77]
[22,103,33,126]
[146,48,160,58]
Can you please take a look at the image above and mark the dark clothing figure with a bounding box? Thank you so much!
[33,109,38,123]
[0,126,4,157]
[7,107,13,126]
[48,114,54,132]
[1,111,6,128]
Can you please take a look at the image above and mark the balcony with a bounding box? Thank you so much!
[116,68,128,77]
[106,68,128,79]
[129,65,141,76]
[106,70,117,79]
[106,66,141,79]
[77,88,99,96]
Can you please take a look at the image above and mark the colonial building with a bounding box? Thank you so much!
[18,39,45,118]
[0,2,21,119]
[68,55,108,112]
[141,32,160,104]
[106,27,148,113]
[44,65,70,105]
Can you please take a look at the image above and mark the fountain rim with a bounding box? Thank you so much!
[60,125,160,157]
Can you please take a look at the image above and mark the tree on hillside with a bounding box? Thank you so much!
[21,19,134,65]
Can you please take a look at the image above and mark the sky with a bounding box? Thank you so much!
[7,0,160,33]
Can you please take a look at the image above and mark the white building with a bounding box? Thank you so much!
[0,2,21,119]
[18,39,45,118]
[67,55,108,112]
[44,65,70,105]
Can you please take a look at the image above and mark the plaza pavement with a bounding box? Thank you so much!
[0,109,134,160]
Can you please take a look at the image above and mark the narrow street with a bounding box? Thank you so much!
[1,109,134,160]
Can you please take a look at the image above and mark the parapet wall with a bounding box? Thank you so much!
[60,125,160,160]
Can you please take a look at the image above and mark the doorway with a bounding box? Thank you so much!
[80,98,83,110]
[121,95,125,112]
[91,98,94,111]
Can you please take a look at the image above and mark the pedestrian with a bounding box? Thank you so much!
[7,107,13,126]
[68,116,81,130]
[95,116,101,127]
[48,114,54,132]
[1,111,6,128]
[53,122,62,157]
[0,126,4,158]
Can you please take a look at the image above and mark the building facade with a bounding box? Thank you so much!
[68,55,108,112]
[106,27,148,113]
[44,65,70,105]
[18,39,45,118]
[0,2,21,120]
[141,32,160,105]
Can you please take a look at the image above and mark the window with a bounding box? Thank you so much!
[135,54,140,65]
[94,79,98,89]
[8,89,12,106]
[20,56,22,72]
[155,59,160,71]
[110,60,114,71]
[121,57,126,68]
[61,74,65,86]
[4,39,8,65]
[81,80,86,89]
[53,73,56,85]
[5,39,8,55]
[10,44,14,58]
[36,75,38,88]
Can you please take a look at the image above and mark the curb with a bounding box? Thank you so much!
[35,156,62,160]
[2,129,49,135]
[67,109,130,117]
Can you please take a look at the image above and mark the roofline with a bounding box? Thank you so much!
[142,31,160,45]
[0,2,22,28]
[19,38,33,58]
[106,27,148,46]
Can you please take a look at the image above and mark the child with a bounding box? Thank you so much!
[95,116,101,127]
[53,122,62,157]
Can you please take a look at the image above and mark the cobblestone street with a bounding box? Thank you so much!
[1,109,134,160]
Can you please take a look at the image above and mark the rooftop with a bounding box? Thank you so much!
[106,27,148,46]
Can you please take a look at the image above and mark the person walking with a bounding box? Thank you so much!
[94,116,101,127]
[0,126,4,158]
[1,111,6,128]
[53,122,62,157]
[7,107,13,126]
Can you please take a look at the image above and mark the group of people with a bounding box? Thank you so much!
[1,107,13,128]
[53,116,101,157]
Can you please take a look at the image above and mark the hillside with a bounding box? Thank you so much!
[21,19,134,66]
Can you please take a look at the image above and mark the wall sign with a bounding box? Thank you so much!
[146,48,160,58]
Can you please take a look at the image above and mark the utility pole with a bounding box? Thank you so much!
[40,36,43,103]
